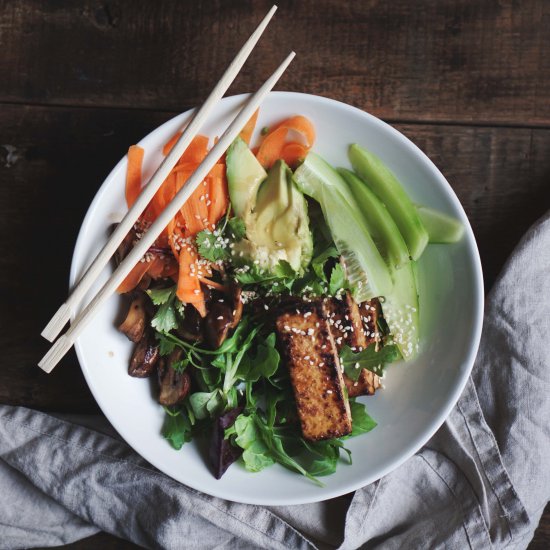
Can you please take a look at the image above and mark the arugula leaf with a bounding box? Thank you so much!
[237,333,280,383]
[162,411,193,450]
[329,263,347,295]
[196,229,229,262]
[227,217,247,240]
[340,343,402,380]
[254,417,323,486]
[349,400,377,437]
[229,414,275,472]
[302,438,351,477]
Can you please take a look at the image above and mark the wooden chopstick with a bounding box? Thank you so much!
[40,5,278,343]
[38,51,296,373]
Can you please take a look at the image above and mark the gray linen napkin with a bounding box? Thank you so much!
[2,211,550,549]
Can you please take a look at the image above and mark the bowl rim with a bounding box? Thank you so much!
[71,91,484,505]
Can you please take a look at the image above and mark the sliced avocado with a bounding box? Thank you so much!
[234,160,313,273]
[226,137,267,217]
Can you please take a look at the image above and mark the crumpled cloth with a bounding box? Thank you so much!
[2,212,550,550]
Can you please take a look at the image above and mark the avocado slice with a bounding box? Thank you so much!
[226,137,267,218]
[233,160,313,274]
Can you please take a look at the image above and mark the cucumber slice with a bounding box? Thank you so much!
[349,144,428,261]
[416,205,464,244]
[294,153,393,301]
[339,168,410,270]
[338,168,419,358]
[226,137,267,217]
[381,260,420,360]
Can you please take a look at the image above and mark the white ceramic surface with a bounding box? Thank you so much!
[71,92,484,505]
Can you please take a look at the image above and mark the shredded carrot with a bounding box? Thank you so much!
[117,259,150,294]
[272,115,315,146]
[239,109,259,145]
[256,115,316,169]
[256,127,289,169]
[198,277,226,292]
[162,131,182,156]
[176,245,207,316]
[281,142,309,169]
[125,145,144,209]
[178,171,209,236]
[178,135,209,164]
[206,163,229,226]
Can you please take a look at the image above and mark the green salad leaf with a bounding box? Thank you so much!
[348,400,377,437]
[341,343,402,380]
[147,286,183,334]
[162,409,193,450]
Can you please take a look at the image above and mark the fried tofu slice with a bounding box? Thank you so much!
[323,293,381,398]
[275,301,352,441]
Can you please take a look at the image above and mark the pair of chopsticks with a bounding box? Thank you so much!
[39,5,294,373]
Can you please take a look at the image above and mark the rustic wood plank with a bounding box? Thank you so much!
[0,0,548,126]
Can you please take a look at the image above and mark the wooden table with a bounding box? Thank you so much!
[1,1,548,548]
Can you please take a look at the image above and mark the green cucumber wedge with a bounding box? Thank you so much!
[416,205,464,244]
[226,137,267,217]
[382,260,419,360]
[349,144,428,261]
[338,168,410,270]
[338,168,419,358]
[294,153,393,301]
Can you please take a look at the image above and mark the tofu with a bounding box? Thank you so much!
[275,301,352,441]
[323,294,381,398]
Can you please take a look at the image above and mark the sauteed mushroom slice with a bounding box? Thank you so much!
[228,285,243,329]
[119,292,148,343]
[158,349,191,406]
[176,304,204,343]
[128,330,159,378]
[204,302,233,349]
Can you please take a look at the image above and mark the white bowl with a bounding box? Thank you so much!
[71,92,484,505]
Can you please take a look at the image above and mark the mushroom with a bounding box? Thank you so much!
[128,330,159,378]
[204,302,233,349]
[176,304,204,343]
[204,285,244,348]
[118,293,148,343]
[228,285,243,329]
[157,349,191,406]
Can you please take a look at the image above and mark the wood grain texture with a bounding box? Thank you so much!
[0,0,549,125]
